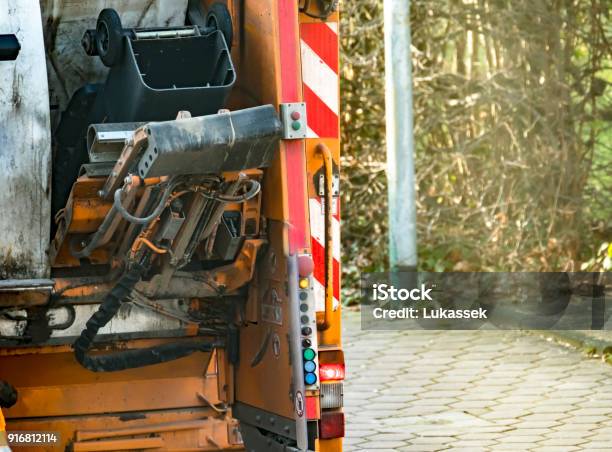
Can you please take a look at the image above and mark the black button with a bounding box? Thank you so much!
[302,339,312,348]
[300,315,309,324]
[299,291,308,301]
[301,326,312,336]
[300,303,308,312]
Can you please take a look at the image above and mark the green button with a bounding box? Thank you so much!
[303,348,316,361]
[291,121,301,131]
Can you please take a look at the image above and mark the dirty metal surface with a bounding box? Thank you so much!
[0,0,52,279]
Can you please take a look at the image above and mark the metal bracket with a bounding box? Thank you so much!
[318,173,339,197]
[87,122,144,163]
[0,279,54,292]
[318,172,340,216]
[280,103,308,139]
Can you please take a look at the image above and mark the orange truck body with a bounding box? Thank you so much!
[0,1,342,451]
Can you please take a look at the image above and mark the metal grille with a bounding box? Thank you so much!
[320,382,343,409]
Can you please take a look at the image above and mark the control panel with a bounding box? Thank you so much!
[298,274,319,390]
[280,102,308,139]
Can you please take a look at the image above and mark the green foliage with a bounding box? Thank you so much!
[340,0,611,304]
[341,1,388,301]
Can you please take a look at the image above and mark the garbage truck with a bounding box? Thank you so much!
[0,1,343,450]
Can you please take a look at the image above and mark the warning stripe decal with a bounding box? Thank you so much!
[309,199,340,311]
[300,24,339,73]
[300,23,340,139]
[300,42,339,115]
[303,84,339,139]
[301,21,341,312]
[308,198,341,261]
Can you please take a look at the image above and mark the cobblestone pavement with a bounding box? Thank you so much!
[342,310,612,451]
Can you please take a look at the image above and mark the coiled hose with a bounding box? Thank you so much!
[73,258,221,372]
[114,181,174,225]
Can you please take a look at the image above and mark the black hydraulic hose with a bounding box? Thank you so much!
[72,180,173,258]
[114,182,173,225]
[73,260,221,372]
[73,261,146,371]
[208,179,261,203]
[70,203,118,258]
[76,340,220,373]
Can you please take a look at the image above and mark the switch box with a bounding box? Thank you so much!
[280,102,308,139]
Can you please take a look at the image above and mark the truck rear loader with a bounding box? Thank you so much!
[0,1,343,450]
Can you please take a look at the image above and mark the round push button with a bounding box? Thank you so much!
[303,348,316,361]
[304,372,317,385]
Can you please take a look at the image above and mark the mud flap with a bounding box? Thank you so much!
[240,423,302,452]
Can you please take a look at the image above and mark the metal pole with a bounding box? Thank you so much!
[384,0,417,271]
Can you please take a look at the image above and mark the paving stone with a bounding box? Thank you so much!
[343,437,366,446]
[529,403,581,414]
[367,433,418,442]
[399,445,448,452]
[529,447,581,452]
[344,429,378,439]
[407,435,455,445]
[367,402,415,411]
[582,432,612,442]
[450,400,496,410]
[342,310,612,452]
[446,448,491,452]
[492,443,538,450]
[519,413,573,423]
[479,409,531,421]
[581,441,612,449]
[567,407,612,416]
[564,415,610,424]
[513,421,563,429]
[356,441,408,449]
[543,429,594,439]
[536,437,590,446]
[548,423,596,432]
[449,439,498,448]
[374,394,419,403]
[455,431,506,441]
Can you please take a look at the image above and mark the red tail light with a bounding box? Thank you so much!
[319,363,345,381]
[320,411,345,439]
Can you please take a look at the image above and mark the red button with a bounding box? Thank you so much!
[291,111,301,120]
[297,255,315,277]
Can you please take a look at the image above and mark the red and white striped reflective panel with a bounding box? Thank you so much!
[300,22,339,139]
[309,199,340,311]
[301,21,341,311]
